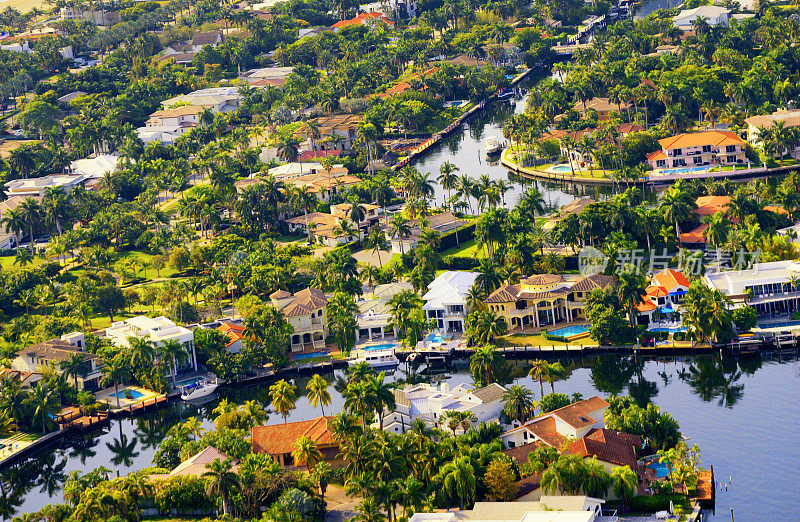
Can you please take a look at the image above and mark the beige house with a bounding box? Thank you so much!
[573,97,630,121]
[285,202,380,246]
[646,130,747,171]
[745,109,800,159]
[300,114,363,151]
[270,288,328,351]
[12,333,104,391]
[485,274,615,331]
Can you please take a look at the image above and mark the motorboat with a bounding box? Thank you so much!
[496,88,514,100]
[180,379,219,401]
[484,136,503,154]
[351,350,399,369]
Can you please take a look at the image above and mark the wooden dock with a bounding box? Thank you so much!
[693,466,715,509]
[56,407,110,431]
[111,395,169,417]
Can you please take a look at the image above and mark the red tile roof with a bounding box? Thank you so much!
[646,150,667,161]
[252,416,337,455]
[218,323,245,348]
[645,285,669,297]
[545,395,609,430]
[636,300,657,312]
[680,224,707,244]
[694,195,730,216]
[653,269,689,291]
[501,441,543,464]
[658,131,744,150]
[332,12,394,29]
[567,428,642,469]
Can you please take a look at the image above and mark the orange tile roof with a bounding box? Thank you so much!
[525,416,567,448]
[645,285,669,297]
[646,150,667,161]
[763,205,790,216]
[218,323,245,348]
[658,131,744,150]
[694,195,730,216]
[567,428,642,469]
[680,224,707,244]
[252,416,337,455]
[376,82,413,98]
[653,269,690,291]
[636,300,657,312]
[332,12,394,29]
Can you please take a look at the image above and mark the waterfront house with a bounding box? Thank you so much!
[422,271,480,333]
[745,109,800,159]
[485,274,615,331]
[704,260,800,316]
[379,382,506,434]
[500,396,609,449]
[252,416,339,467]
[331,12,394,31]
[355,282,414,342]
[678,195,735,245]
[388,212,466,254]
[646,131,746,171]
[408,497,608,522]
[673,6,730,30]
[150,447,238,480]
[544,124,643,167]
[285,202,378,246]
[105,316,198,379]
[12,333,103,391]
[360,0,417,19]
[270,288,328,352]
[636,269,690,325]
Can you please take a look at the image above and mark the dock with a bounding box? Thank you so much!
[55,406,110,431]
[113,395,168,417]
[693,466,716,509]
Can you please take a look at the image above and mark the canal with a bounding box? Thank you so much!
[3,353,799,520]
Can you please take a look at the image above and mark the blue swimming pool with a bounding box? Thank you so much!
[649,327,687,333]
[112,389,144,401]
[424,333,445,344]
[648,461,670,478]
[293,350,329,360]
[549,325,590,337]
[659,166,710,175]
[549,165,573,173]
[758,320,800,329]
[362,343,397,352]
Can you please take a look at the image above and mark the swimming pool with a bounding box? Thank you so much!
[424,333,445,344]
[648,461,670,478]
[112,389,144,401]
[649,327,687,333]
[549,165,573,173]
[362,343,398,352]
[658,166,710,175]
[549,325,590,337]
[757,320,800,329]
[293,350,329,360]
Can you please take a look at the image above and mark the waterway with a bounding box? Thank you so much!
[4,353,799,520]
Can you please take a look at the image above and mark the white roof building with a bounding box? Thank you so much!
[422,271,479,333]
[409,497,608,522]
[673,6,730,30]
[105,316,197,379]
[5,174,94,198]
[704,261,800,317]
[379,382,507,434]
[70,154,119,178]
[161,87,242,113]
[267,162,324,178]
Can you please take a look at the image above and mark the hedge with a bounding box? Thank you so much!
[629,493,688,513]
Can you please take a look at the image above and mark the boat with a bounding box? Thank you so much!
[351,349,399,369]
[180,379,219,401]
[484,136,503,154]
[496,88,514,100]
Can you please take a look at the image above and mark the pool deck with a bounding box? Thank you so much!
[95,385,167,415]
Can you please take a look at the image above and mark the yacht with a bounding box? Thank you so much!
[496,88,514,100]
[351,350,399,369]
[484,136,503,154]
[180,379,219,401]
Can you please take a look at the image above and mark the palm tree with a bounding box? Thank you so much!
[289,185,318,244]
[367,372,396,430]
[60,352,90,391]
[361,265,381,294]
[582,456,612,498]
[616,270,647,329]
[465,310,508,347]
[101,355,131,409]
[292,435,324,469]
[365,226,390,266]
[469,344,502,386]
[14,248,33,267]
[306,374,332,416]
[387,213,412,255]
[19,197,41,252]
[343,380,375,432]
[29,381,60,435]
[702,211,731,264]
[437,161,460,210]
[611,465,638,505]
[202,458,240,516]
[545,362,567,393]
[528,360,549,398]
[268,379,298,423]
[660,185,696,242]
[438,456,477,509]
[160,339,189,389]
[440,409,477,435]
[501,385,536,425]
[1,207,25,248]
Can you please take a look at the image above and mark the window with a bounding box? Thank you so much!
[726,145,736,153]
[727,155,736,163]
[656,159,666,167]
[693,156,702,164]
[702,145,712,153]
[673,148,682,156]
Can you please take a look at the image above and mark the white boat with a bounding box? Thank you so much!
[484,136,503,154]
[351,350,399,369]
[181,379,219,401]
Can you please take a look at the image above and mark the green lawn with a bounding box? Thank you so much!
[498,333,597,347]
[440,238,486,259]
[0,254,47,272]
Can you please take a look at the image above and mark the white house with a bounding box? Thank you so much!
[105,316,197,379]
[704,260,800,316]
[359,0,417,20]
[409,497,608,522]
[270,288,328,352]
[422,271,480,333]
[160,87,242,113]
[635,269,690,325]
[673,6,730,31]
[355,282,414,343]
[12,333,104,391]
[500,396,609,449]
[379,382,506,434]
[69,154,119,179]
[138,105,204,144]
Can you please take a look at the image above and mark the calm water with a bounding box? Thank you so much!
[4,353,799,520]
[411,74,617,213]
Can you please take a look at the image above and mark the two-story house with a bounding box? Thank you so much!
[646,131,747,171]
[745,109,800,160]
[105,316,197,380]
[138,105,204,144]
[355,282,414,342]
[704,260,800,317]
[635,269,690,325]
[572,97,630,121]
[422,271,480,333]
[379,382,506,434]
[500,396,609,449]
[12,333,104,391]
[270,288,329,352]
[285,202,380,246]
[485,274,615,331]
[300,114,363,151]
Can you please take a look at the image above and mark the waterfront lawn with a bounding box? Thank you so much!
[0,254,47,272]
[498,333,597,347]
[440,238,486,259]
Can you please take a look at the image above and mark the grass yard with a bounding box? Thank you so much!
[0,0,46,13]
[498,333,597,347]
[440,238,486,259]
[0,253,48,272]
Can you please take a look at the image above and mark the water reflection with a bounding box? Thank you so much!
[2,353,798,520]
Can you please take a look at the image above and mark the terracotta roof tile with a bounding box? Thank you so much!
[252,416,337,455]
[653,269,689,291]
[567,428,642,469]
[658,131,744,150]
